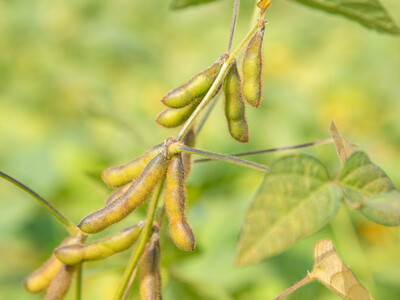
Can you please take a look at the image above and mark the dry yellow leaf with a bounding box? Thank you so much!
[257,0,271,11]
[310,239,373,300]
[330,120,354,165]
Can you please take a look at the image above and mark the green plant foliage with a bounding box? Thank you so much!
[236,154,343,266]
[170,0,220,10]
[291,0,400,34]
[340,151,400,225]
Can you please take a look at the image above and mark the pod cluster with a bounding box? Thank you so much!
[156,24,266,144]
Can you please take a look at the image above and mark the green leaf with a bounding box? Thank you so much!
[236,154,343,266]
[340,151,400,225]
[291,0,400,35]
[360,193,400,226]
[170,0,220,9]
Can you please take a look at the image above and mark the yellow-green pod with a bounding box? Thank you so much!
[162,54,228,108]
[102,143,163,188]
[156,97,202,128]
[224,60,249,143]
[23,237,75,293]
[165,154,196,251]
[79,152,169,234]
[105,183,131,206]
[55,223,143,265]
[44,265,76,300]
[181,128,196,177]
[242,25,265,107]
[140,233,162,300]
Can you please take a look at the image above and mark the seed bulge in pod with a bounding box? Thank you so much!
[181,127,196,177]
[79,152,169,234]
[102,143,163,188]
[242,25,265,107]
[44,264,76,300]
[162,54,228,108]
[156,97,202,128]
[224,59,249,143]
[55,223,143,265]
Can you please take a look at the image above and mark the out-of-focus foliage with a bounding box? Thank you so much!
[0,0,400,299]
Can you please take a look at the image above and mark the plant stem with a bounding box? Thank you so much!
[113,181,164,300]
[195,138,334,162]
[274,274,313,300]
[171,144,268,173]
[121,266,138,300]
[0,171,79,236]
[75,264,83,300]
[176,22,261,141]
[227,0,240,53]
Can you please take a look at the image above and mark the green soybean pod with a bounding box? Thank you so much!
[44,265,76,300]
[156,97,202,128]
[162,54,228,108]
[78,152,169,234]
[181,127,196,177]
[242,25,265,107]
[165,154,195,251]
[54,223,143,265]
[23,237,75,293]
[105,183,131,206]
[140,233,162,300]
[102,143,163,188]
[224,59,249,143]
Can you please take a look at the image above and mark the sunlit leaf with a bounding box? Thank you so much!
[340,151,400,225]
[330,120,354,165]
[310,239,374,300]
[236,154,343,265]
[359,193,400,226]
[170,0,220,9]
[291,0,400,34]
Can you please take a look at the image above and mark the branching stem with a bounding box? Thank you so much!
[195,138,334,162]
[113,181,164,300]
[274,274,313,300]
[0,171,79,236]
[171,144,268,173]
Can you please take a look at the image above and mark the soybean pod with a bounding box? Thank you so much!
[23,237,75,293]
[105,183,131,206]
[79,152,169,234]
[242,25,265,107]
[165,154,195,251]
[224,59,249,143]
[102,143,163,188]
[156,97,202,128]
[140,233,162,300]
[162,54,228,108]
[55,223,143,265]
[44,265,76,300]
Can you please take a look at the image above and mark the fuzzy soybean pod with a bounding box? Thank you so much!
[242,25,265,107]
[140,233,162,300]
[224,60,249,143]
[102,143,163,188]
[105,183,131,206]
[23,237,75,293]
[44,264,76,300]
[181,127,196,177]
[156,96,202,128]
[165,154,196,251]
[79,152,169,234]
[162,54,228,108]
[54,223,143,265]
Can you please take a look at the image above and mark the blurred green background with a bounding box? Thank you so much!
[1,0,400,299]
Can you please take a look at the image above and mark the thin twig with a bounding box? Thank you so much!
[0,171,79,235]
[227,0,240,53]
[121,266,138,300]
[196,94,220,135]
[195,138,334,163]
[172,144,268,173]
[113,181,164,300]
[274,274,313,300]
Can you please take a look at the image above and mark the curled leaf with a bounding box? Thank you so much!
[330,120,354,165]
